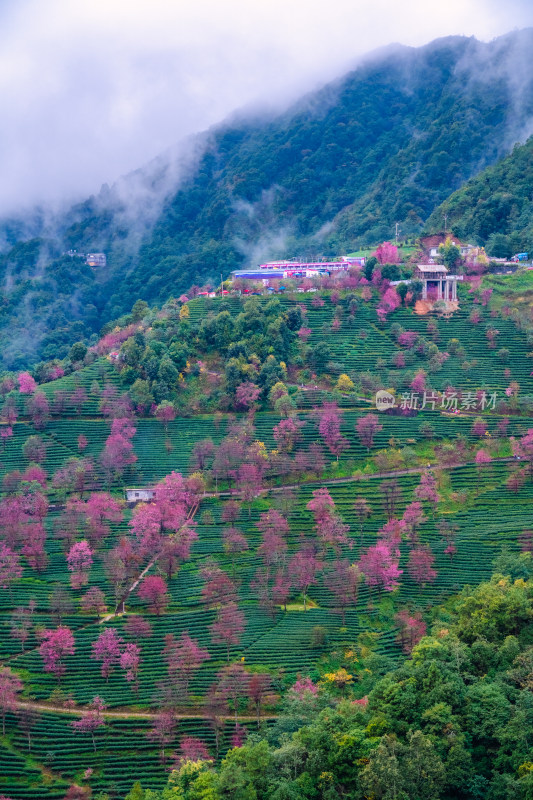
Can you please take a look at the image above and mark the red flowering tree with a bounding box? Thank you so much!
[235,382,261,411]
[18,372,36,394]
[373,241,399,265]
[395,610,427,653]
[318,404,348,460]
[273,418,302,453]
[289,548,321,611]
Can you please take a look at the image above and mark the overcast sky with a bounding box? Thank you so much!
[0,0,531,215]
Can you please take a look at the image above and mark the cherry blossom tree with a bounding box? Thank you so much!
[25,392,50,429]
[356,414,383,452]
[471,417,488,438]
[66,540,93,589]
[77,434,88,452]
[289,548,321,611]
[407,546,437,586]
[324,560,362,625]
[0,426,13,451]
[147,710,176,765]
[120,643,141,694]
[0,544,23,597]
[223,526,249,577]
[318,404,348,460]
[18,372,36,394]
[174,736,213,766]
[402,501,427,544]
[273,418,302,453]
[137,575,170,615]
[235,382,261,411]
[81,587,106,617]
[72,696,106,752]
[190,439,215,472]
[39,627,75,682]
[91,628,125,682]
[155,401,176,434]
[10,606,33,651]
[395,610,427,653]
[201,564,237,608]
[216,663,250,723]
[373,241,398,264]
[248,672,273,724]
[358,543,402,594]
[511,430,533,480]
[124,615,153,640]
[236,462,263,511]
[414,471,439,513]
[163,632,210,702]
[84,493,123,546]
[0,667,23,734]
[354,498,372,544]
[210,602,245,661]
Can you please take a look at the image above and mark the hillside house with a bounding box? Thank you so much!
[86,253,107,267]
[414,264,461,302]
[125,488,156,503]
[419,234,472,259]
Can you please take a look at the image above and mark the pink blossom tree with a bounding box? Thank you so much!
[289,548,321,611]
[223,526,249,577]
[164,632,210,702]
[72,696,106,752]
[318,404,348,460]
[26,392,50,429]
[358,543,402,595]
[137,575,170,615]
[373,241,399,265]
[91,628,125,682]
[471,417,487,438]
[77,434,88,452]
[210,602,245,661]
[155,401,176,434]
[414,471,439,513]
[18,372,36,394]
[356,414,383,452]
[324,560,361,625]
[81,587,106,618]
[66,541,93,589]
[147,711,176,765]
[402,501,427,544]
[273,418,302,453]
[174,736,213,766]
[216,662,250,724]
[0,544,23,598]
[120,643,141,694]
[248,672,273,724]
[395,610,427,653]
[124,615,152,640]
[407,546,437,586]
[235,381,261,411]
[39,627,75,682]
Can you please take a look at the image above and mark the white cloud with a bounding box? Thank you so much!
[0,0,530,214]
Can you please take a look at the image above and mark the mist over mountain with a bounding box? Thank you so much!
[1,29,533,370]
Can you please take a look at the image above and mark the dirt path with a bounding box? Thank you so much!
[14,699,273,722]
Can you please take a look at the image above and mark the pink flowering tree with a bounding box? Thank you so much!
[81,587,106,618]
[164,632,210,702]
[475,448,493,477]
[511,430,533,480]
[235,382,261,411]
[395,610,427,653]
[373,242,399,265]
[175,736,213,766]
[120,643,141,694]
[318,404,348,461]
[72,696,106,752]
[324,560,361,625]
[0,544,23,598]
[410,371,426,394]
[18,372,36,394]
[414,471,439,514]
[356,414,383,452]
[155,401,176,434]
[39,627,75,682]
[137,575,170,615]
[210,602,245,662]
[377,287,401,322]
[91,628,125,682]
[125,615,152,640]
[289,548,321,611]
[407,546,437,586]
[358,542,402,595]
[273,417,302,453]
[66,540,93,589]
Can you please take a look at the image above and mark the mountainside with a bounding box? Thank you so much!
[1,29,533,369]
[426,135,533,257]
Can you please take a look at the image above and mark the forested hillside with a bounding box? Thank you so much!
[426,135,533,257]
[0,30,533,369]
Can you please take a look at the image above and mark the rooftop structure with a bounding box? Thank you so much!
[86,253,107,267]
[414,264,462,302]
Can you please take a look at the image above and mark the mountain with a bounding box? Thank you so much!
[426,135,533,257]
[1,29,533,369]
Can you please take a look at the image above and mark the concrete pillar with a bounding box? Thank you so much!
[453,280,457,301]
[423,281,427,300]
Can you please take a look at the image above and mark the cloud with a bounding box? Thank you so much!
[0,0,530,214]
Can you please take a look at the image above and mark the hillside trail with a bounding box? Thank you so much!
[14,698,272,722]
[202,455,518,499]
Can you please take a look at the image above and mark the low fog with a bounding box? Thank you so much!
[0,0,531,215]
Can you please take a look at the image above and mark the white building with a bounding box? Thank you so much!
[125,488,156,503]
